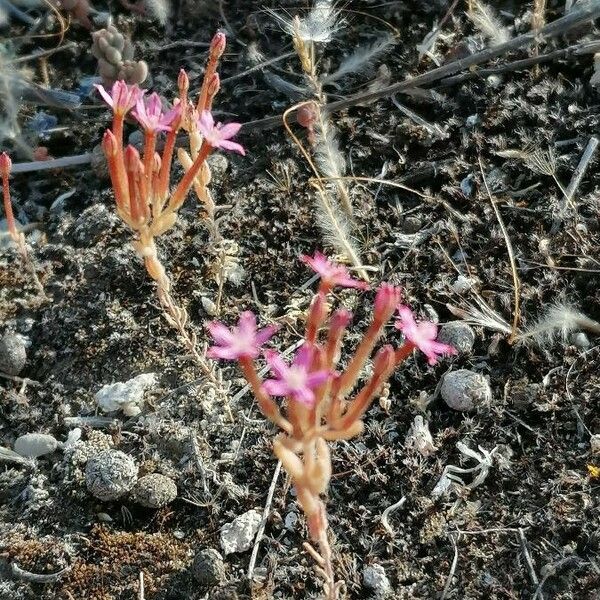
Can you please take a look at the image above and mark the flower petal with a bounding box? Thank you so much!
[291,387,316,406]
[217,122,242,139]
[263,379,290,397]
[255,324,279,346]
[206,321,234,345]
[218,140,246,155]
[264,350,290,380]
[94,84,114,107]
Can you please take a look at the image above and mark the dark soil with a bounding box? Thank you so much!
[1,1,600,599]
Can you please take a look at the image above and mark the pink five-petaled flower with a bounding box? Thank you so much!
[206,311,278,360]
[263,344,330,406]
[395,306,457,365]
[133,92,181,133]
[95,80,143,116]
[300,251,369,292]
[196,110,245,155]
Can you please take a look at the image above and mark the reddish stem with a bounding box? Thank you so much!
[1,171,17,240]
[239,357,292,433]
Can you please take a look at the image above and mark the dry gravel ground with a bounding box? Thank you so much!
[1,1,600,599]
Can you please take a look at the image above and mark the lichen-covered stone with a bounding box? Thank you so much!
[191,548,225,587]
[0,332,27,376]
[363,563,392,598]
[85,450,138,501]
[131,473,177,508]
[438,322,476,354]
[441,370,491,412]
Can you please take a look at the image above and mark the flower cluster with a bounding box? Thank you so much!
[96,32,244,284]
[206,252,456,541]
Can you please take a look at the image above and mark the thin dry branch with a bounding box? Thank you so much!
[478,157,520,343]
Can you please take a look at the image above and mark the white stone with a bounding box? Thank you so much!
[220,509,262,555]
[363,563,392,598]
[14,433,58,458]
[95,373,156,416]
[590,434,600,455]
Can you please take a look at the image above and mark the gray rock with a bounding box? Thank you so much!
[0,332,27,376]
[220,509,262,555]
[191,548,225,587]
[441,370,492,412]
[14,433,58,458]
[85,450,138,501]
[438,322,476,354]
[131,473,177,508]
[363,563,392,598]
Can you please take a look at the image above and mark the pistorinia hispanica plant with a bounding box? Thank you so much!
[97,34,245,410]
[206,252,456,598]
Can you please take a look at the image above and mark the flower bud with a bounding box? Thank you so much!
[372,344,395,377]
[0,152,12,177]
[208,73,220,97]
[124,145,142,174]
[373,283,402,323]
[210,32,226,57]
[101,130,118,158]
[297,102,317,129]
[177,68,189,95]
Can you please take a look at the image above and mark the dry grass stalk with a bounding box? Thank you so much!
[532,0,547,75]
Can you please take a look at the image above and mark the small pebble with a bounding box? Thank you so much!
[14,433,58,458]
[192,548,225,587]
[438,322,476,354]
[0,332,27,376]
[131,473,177,508]
[85,450,138,501]
[363,563,392,598]
[441,370,492,412]
[220,509,262,555]
[590,434,600,455]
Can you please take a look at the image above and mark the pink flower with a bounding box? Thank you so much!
[207,311,278,360]
[263,344,330,406]
[196,110,245,155]
[394,306,457,365]
[95,80,143,116]
[133,92,181,133]
[300,251,369,291]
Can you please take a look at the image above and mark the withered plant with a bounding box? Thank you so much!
[266,1,396,279]
[207,252,456,598]
[1,152,46,296]
[97,33,245,408]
